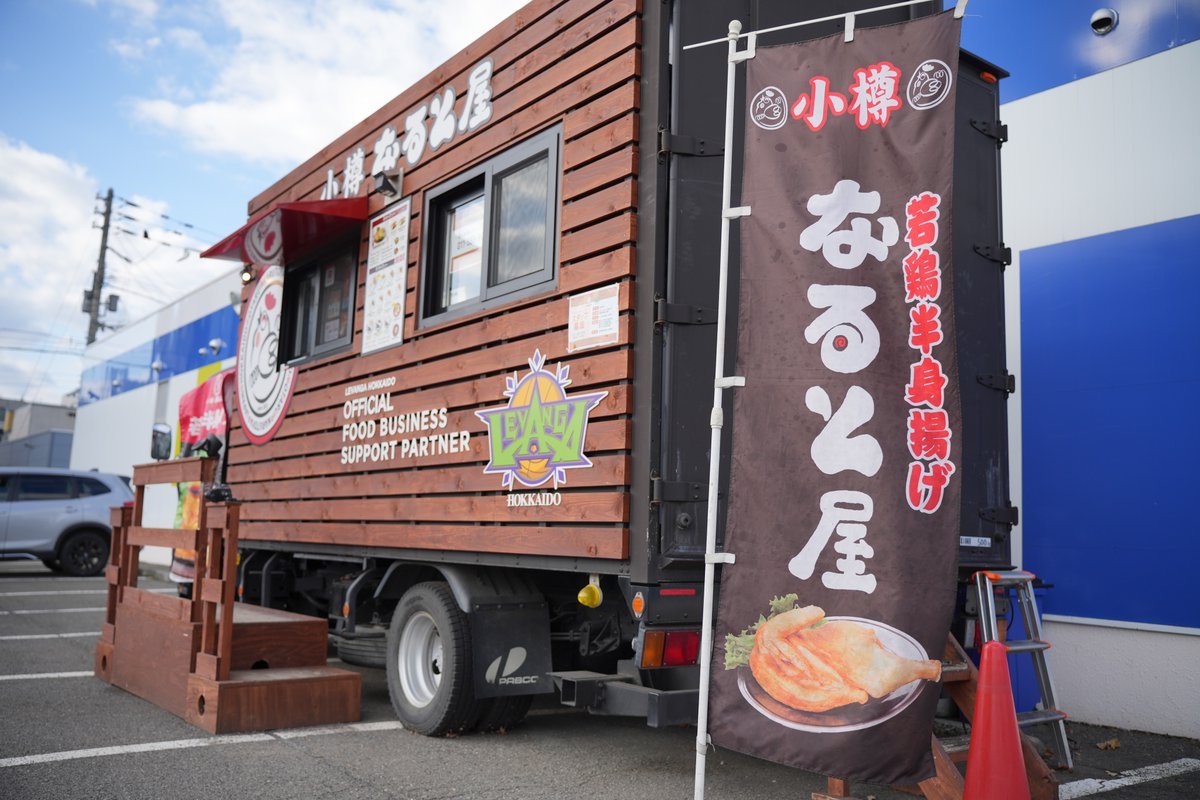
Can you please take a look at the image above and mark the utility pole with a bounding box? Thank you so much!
[86,187,113,344]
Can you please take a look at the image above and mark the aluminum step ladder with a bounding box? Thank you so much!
[974,569,1073,770]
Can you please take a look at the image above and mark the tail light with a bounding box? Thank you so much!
[639,628,701,669]
[663,630,700,667]
[640,630,665,669]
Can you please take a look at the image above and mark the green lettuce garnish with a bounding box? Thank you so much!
[723,593,797,670]
[722,593,823,670]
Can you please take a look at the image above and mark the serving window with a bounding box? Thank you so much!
[282,245,357,363]
[421,125,560,325]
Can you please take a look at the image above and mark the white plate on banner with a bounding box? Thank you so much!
[736,616,932,734]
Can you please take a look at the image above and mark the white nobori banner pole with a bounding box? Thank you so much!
[692,19,754,800]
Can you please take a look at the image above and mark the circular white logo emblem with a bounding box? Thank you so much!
[907,59,953,110]
[237,265,296,445]
[245,210,283,265]
[750,86,788,130]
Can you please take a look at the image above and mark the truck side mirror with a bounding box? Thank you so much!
[151,423,172,461]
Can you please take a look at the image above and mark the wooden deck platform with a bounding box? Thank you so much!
[94,459,360,734]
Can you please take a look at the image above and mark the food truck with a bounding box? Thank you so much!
[197,0,1012,737]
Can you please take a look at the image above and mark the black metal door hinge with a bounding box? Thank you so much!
[658,128,723,158]
[652,478,708,504]
[656,298,716,326]
[977,371,1016,394]
[973,243,1012,267]
[970,118,1008,145]
[979,505,1019,527]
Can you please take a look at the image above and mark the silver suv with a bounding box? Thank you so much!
[0,468,134,576]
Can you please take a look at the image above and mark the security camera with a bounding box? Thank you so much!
[1090,8,1118,36]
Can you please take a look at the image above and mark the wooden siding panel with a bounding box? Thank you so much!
[559,212,636,263]
[227,0,641,564]
[562,147,638,202]
[230,416,630,471]
[559,247,636,294]
[562,114,638,171]
[242,491,627,525]
[271,312,633,419]
[233,455,629,502]
[239,522,628,561]
[561,179,636,233]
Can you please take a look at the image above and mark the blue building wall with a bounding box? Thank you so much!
[79,306,239,407]
[1019,215,1200,631]
[961,0,1200,102]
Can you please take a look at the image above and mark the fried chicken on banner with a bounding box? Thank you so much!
[727,599,941,714]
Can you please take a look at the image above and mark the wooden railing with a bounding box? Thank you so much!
[99,456,240,681]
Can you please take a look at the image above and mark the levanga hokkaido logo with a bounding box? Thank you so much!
[475,351,607,490]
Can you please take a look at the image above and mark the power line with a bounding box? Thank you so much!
[105,281,163,303]
[116,195,221,238]
[0,327,60,339]
[0,344,84,356]
[110,226,209,256]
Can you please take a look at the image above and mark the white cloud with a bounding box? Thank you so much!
[129,0,527,167]
[0,137,229,404]
[0,138,96,404]
[164,26,206,52]
[110,36,162,60]
[113,0,158,23]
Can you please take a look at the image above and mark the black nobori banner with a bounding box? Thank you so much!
[709,12,962,786]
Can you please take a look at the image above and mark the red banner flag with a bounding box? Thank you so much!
[710,11,963,785]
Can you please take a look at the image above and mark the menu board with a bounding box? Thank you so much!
[362,198,411,354]
[567,284,620,353]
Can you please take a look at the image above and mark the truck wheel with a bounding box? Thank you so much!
[386,582,479,736]
[336,635,387,668]
[58,530,109,577]
[474,694,534,733]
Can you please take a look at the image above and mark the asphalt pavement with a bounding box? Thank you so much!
[1,558,1197,800]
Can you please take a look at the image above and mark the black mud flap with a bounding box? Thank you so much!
[470,601,553,699]
[437,565,553,699]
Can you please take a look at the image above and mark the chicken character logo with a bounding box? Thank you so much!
[475,351,607,490]
[236,265,296,444]
[906,59,953,110]
[245,210,283,265]
[750,86,788,130]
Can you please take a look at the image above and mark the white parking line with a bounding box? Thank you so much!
[0,721,405,768]
[0,671,93,682]
[0,589,174,597]
[0,574,102,580]
[1060,758,1200,798]
[0,632,99,641]
[0,608,106,615]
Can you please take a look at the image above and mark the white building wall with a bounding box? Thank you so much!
[1002,41,1200,738]
[71,268,241,568]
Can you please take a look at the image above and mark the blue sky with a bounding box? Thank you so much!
[0,0,1194,406]
[0,0,526,404]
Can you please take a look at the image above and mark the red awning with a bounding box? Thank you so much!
[200,197,369,267]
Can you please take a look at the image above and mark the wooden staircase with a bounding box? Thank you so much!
[94,457,361,734]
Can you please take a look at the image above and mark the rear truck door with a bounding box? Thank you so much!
[656,1,1012,578]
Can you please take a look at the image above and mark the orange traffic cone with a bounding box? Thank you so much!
[964,641,1030,800]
